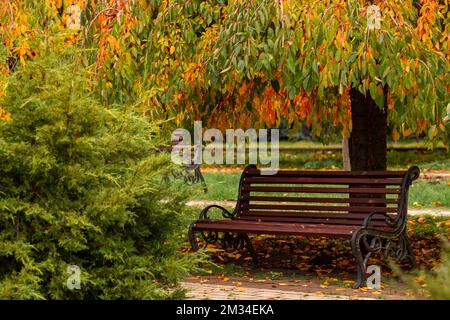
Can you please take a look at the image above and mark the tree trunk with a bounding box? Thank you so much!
[342,136,351,171]
[349,88,387,171]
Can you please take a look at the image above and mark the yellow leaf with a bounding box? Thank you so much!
[371,291,382,295]
[413,202,423,208]
[107,36,120,50]
[170,46,175,54]
[359,287,369,291]
[392,128,400,141]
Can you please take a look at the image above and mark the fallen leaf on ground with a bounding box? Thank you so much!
[371,291,382,295]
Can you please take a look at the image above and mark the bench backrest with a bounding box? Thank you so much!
[234,165,420,227]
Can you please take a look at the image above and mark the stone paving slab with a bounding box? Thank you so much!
[181,281,375,300]
[421,172,450,180]
[186,200,450,216]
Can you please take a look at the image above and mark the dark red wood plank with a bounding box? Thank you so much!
[244,169,406,178]
[244,177,403,185]
[241,195,399,204]
[242,186,401,194]
[192,220,359,237]
[242,204,397,213]
[239,210,390,220]
[236,215,388,226]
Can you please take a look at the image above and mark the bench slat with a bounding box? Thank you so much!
[245,169,406,178]
[192,219,359,237]
[196,219,360,229]
[244,177,403,185]
[241,195,398,204]
[240,210,391,219]
[242,204,397,213]
[236,215,388,226]
[242,186,401,194]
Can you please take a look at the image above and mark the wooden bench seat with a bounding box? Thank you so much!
[188,165,420,288]
[192,219,358,237]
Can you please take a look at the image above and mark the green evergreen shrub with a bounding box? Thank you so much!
[420,242,450,299]
[393,239,450,299]
[0,50,198,299]
[406,241,450,299]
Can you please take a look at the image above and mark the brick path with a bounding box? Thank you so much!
[181,281,375,300]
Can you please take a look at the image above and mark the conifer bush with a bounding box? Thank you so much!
[420,242,450,299]
[0,50,198,299]
[399,241,450,300]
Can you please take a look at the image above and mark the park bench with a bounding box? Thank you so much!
[188,165,420,288]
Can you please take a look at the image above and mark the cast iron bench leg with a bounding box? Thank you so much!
[351,230,366,289]
[241,234,260,266]
[402,231,418,268]
[188,223,199,252]
[188,223,207,271]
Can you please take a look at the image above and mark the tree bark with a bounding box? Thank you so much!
[349,88,387,171]
[342,136,351,171]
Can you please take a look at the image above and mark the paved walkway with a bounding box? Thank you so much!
[421,172,450,180]
[181,281,375,300]
[187,200,450,216]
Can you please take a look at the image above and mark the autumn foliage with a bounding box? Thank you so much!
[0,0,449,300]
[2,0,448,143]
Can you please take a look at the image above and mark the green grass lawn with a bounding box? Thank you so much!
[278,149,450,170]
[409,180,450,208]
[191,172,450,209]
[277,139,448,149]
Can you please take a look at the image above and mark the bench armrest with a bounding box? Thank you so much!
[362,211,397,229]
[199,205,235,220]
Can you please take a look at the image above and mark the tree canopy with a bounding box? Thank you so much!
[1,0,449,143]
